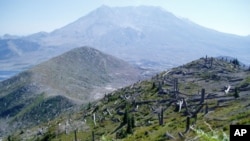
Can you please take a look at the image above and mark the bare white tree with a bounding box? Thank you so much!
[93,113,96,126]
[177,99,183,112]
[224,85,231,94]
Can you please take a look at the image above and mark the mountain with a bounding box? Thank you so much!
[6,56,250,140]
[1,6,250,81]
[37,5,250,68]
[0,46,143,137]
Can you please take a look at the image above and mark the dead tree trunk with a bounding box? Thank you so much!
[65,122,67,134]
[158,107,164,125]
[177,99,183,112]
[74,129,77,141]
[184,116,190,134]
[205,103,208,114]
[205,55,208,64]
[178,132,184,139]
[93,113,96,126]
[161,107,164,125]
[107,108,112,116]
[183,98,191,116]
[176,78,178,92]
[174,78,178,99]
[200,89,205,104]
[192,114,197,125]
[210,57,213,68]
[92,131,95,141]
[165,132,176,140]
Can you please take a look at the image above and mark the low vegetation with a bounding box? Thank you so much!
[3,57,250,140]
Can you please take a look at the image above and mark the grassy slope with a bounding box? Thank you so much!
[0,47,143,138]
[6,58,250,141]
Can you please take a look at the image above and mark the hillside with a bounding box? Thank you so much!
[6,56,250,141]
[30,46,143,101]
[0,46,143,137]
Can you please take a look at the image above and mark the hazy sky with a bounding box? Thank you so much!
[1,0,249,36]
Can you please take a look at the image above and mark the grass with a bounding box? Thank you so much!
[191,127,229,141]
[179,82,200,94]
[14,93,45,120]
[4,58,250,141]
[238,76,250,88]
[8,94,245,141]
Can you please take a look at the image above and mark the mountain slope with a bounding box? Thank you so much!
[1,6,250,81]
[30,46,142,101]
[39,5,250,68]
[10,56,250,141]
[0,46,143,137]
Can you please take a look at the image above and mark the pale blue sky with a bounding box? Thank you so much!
[1,0,249,36]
